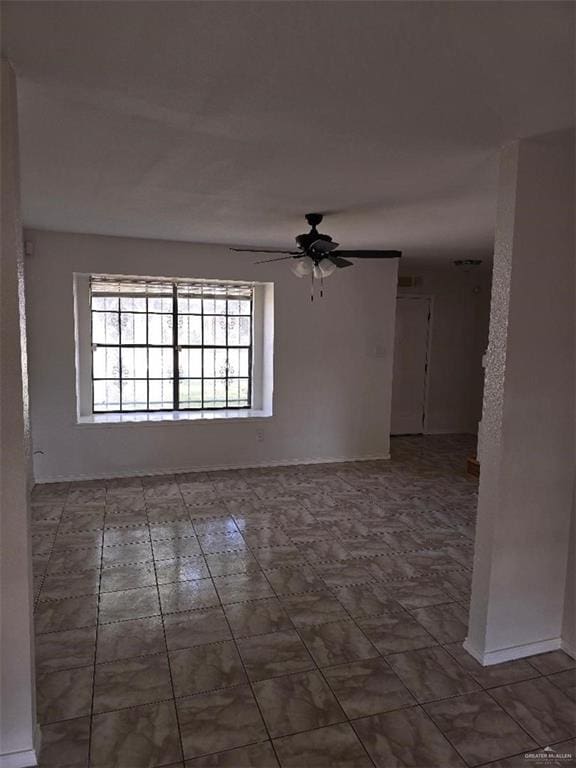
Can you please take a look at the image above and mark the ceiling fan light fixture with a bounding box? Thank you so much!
[232,214,402,300]
[290,256,314,277]
[314,258,337,278]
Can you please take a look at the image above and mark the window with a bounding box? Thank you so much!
[90,276,253,413]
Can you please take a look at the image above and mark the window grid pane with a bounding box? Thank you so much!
[91,278,253,413]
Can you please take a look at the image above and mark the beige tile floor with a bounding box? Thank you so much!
[31,435,576,767]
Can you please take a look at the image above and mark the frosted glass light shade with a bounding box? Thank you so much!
[291,256,314,277]
[314,258,337,278]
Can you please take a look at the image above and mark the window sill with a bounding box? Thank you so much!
[76,408,273,427]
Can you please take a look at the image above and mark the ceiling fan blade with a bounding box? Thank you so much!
[230,247,300,254]
[310,239,339,254]
[328,256,354,268]
[254,255,296,264]
[335,250,402,259]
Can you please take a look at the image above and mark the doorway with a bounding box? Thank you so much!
[391,296,431,434]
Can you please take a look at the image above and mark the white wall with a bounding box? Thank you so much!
[562,497,575,656]
[398,264,492,435]
[466,130,575,665]
[561,259,576,656]
[25,229,398,482]
[0,60,38,767]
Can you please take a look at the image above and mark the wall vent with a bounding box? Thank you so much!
[398,275,422,288]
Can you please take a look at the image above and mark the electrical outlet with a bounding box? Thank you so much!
[256,429,265,443]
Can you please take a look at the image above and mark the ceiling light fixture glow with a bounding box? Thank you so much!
[314,258,337,278]
[290,256,314,277]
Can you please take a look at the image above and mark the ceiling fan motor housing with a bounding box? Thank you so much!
[296,214,333,253]
[295,231,333,251]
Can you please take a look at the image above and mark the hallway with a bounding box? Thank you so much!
[31,436,576,767]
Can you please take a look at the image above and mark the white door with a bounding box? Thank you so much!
[391,297,430,434]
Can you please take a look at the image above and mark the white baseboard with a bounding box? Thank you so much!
[463,636,562,666]
[34,453,391,484]
[423,429,478,436]
[0,723,40,768]
[0,748,38,768]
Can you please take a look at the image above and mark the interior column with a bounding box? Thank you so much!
[466,130,575,665]
[0,58,39,767]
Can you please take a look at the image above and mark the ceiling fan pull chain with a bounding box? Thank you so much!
[310,271,314,302]
[320,273,324,298]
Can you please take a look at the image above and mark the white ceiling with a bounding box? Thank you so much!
[2,1,574,261]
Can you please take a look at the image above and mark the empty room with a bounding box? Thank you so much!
[1,2,574,767]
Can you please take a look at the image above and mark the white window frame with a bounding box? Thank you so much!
[73,273,274,425]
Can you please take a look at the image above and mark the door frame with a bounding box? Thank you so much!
[393,294,434,434]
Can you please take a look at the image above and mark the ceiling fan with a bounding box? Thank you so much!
[230,213,401,298]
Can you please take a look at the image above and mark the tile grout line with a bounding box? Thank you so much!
[203,537,289,768]
[33,495,68,734]
[36,661,571,748]
[482,684,565,752]
[234,507,383,766]
[84,488,105,768]
[278,578,430,766]
[414,702,475,767]
[146,483,188,765]
[32,504,66,613]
